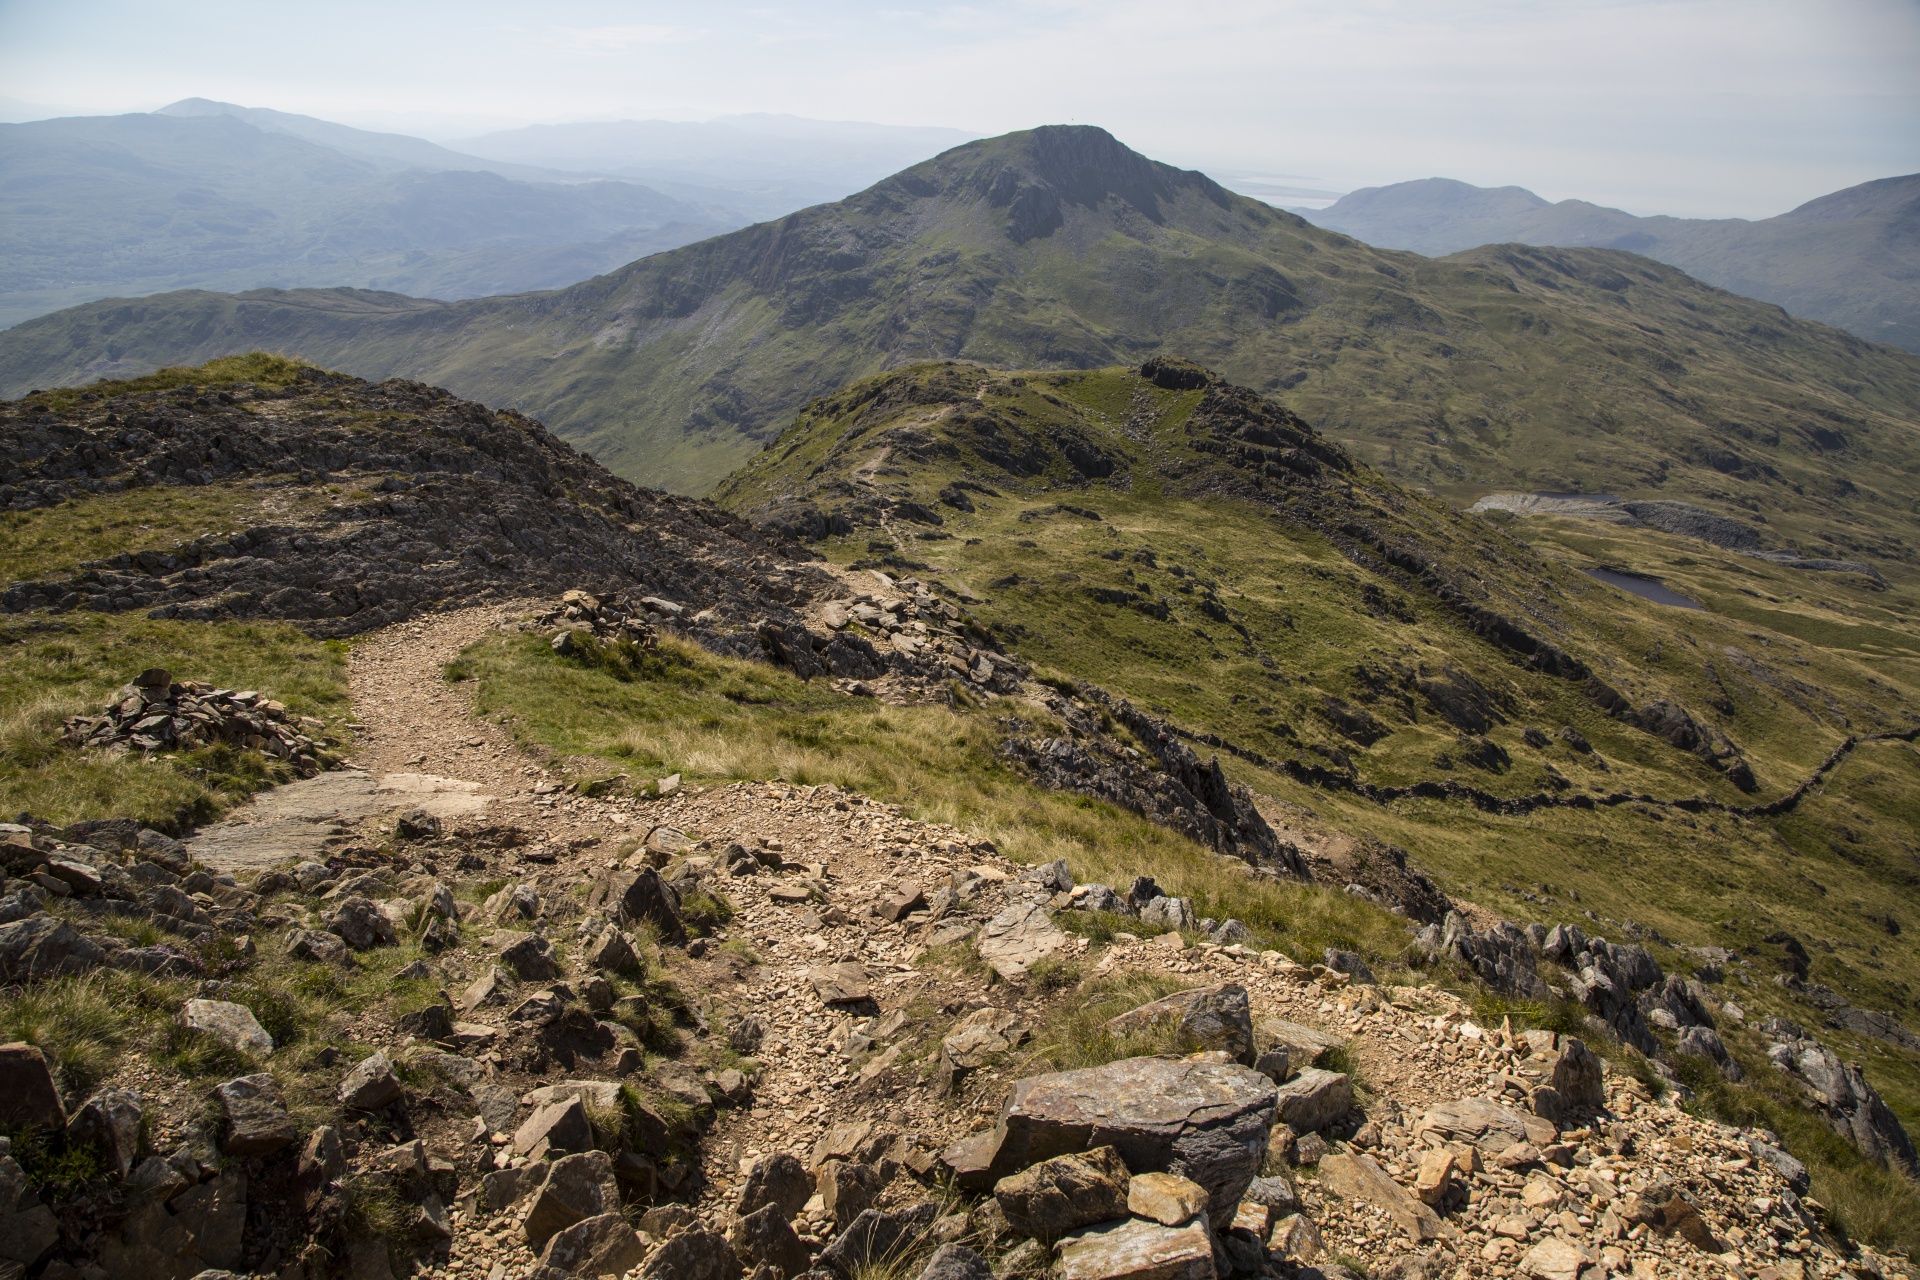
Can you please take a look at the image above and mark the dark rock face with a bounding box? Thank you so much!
[0,370,828,640]
[1003,687,1304,876]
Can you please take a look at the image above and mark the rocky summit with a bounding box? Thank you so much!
[0,357,818,637]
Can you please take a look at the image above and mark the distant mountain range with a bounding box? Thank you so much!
[0,100,979,329]
[1296,175,1920,352]
[450,114,980,223]
[6,124,1919,576]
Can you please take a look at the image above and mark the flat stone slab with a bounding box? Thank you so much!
[188,771,492,872]
[983,1054,1277,1226]
[1057,1217,1216,1280]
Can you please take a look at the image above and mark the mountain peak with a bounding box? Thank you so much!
[888,124,1231,242]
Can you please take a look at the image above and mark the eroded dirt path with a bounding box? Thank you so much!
[343,601,543,794]
[173,602,1826,1280]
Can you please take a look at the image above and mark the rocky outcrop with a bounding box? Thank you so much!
[0,371,835,640]
[1412,912,1548,999]
[1767,1032,1919,1174]
[1003,688,1304,875]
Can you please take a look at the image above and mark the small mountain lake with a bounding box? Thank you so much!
[1585,567,1704,610]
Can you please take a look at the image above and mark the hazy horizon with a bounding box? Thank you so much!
[2,0,1917,222]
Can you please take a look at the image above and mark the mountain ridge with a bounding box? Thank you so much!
[3,125,1920,573]
[1299,173,1920,352]
[0,110,741,328]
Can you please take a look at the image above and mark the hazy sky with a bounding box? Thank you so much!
[2,0,1916,218]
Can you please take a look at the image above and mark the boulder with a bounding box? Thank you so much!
[820,1159,886,1223]
[1253,1018,1341,1070]
[538,1211,649,1278]
[980,1055,1276,1227]
[809,962,873,1005]
[1104,985,1255,1065]
[1272,1068,1351,1134]
[1270,1213,1321,1263]
[216,1075,295,1156]
[881,881,928,922]
[0,1156,59,1268]
[168,1165,247,1270]
[515,1096,595,1158]
[1138,896,1198,933]
[297,1125,346,1204]
[182,999,274,1057]
[735,1151,814,1219]
[993,1145,1130,1243]
[729,1203,811,1276]
[1412,1149,1454,1206]
[640,1228,736,1280]
[525,1150,622,1250]
[1127,1172,1209,1226]
[975,902,1068,979]
[1055,1217,1216,1280]
[1317,1152,1452,1243]
[603,868,686,943]
[1243,1174,1299,1215]
[1520,1237,1590,1280]
[916,1243,991,1280]
[937,1008,1025,1091]
[326,897,397,950]
[463,965,509,1012]
[1322,949,1376,984]
[66,1087,143,1176]
[395,809,441,841]
[0,1043,66,1131]
[499,932,561,981]
[586,927,640,974]
[818,1204,941,1276]
[1549,1038,1605,1112]
[338,1051,405,1110]
[397,1002,454,1042]
[285,929,349,964]
[0,917,104,982]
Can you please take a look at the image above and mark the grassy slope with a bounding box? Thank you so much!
[0,127,1916,564]
[0,611,349,829]
[714,361,1920,1148]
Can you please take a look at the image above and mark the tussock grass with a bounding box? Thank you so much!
[1014,971,1196,1074]
[0,973,134,1096]
[24,352,320,415]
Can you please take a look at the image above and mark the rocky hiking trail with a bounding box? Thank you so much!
[0,597,1903,1280]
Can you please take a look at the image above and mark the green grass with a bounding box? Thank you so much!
[17,352,319,415]
[0,611,349,828]
[0,481,330,584]
[1011,972,1198,1074]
